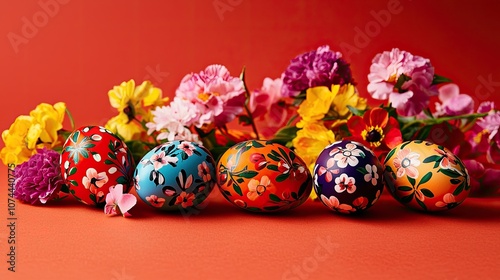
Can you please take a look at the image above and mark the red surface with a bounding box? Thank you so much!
[1,1,500,279]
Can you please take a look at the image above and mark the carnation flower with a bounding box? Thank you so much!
[175,64,245,128]
[435,83,474,116]
[281,45,354,97]
[14,148,65,205]
[367,48,436,116]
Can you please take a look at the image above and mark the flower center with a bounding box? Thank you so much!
[123,101,136,122]
[197,92,219,102]
[343,150,352,157]
[401,158,411,168]
[362,126,385,147]
[256,185,267,195]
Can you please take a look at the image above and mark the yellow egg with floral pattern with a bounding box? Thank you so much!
[383,140,470,212]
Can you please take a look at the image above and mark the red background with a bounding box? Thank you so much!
[1,1,500,279]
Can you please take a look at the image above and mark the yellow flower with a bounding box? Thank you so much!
[105,113,144,141]
[30,102,66,144]
[296,86,335,127]
[0,102,66,165]
[108,79,167,121]
[329,83,367,120]
[292,122,335,169]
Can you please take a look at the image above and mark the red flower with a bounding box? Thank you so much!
[250,153,268,170]
[347,107,402,154]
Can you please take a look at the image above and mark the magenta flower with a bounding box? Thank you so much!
[104,184,137,217]
[435,83,474,116]
[281,45,354,97]
[175,64,245,128]
[367,48,436,116]
[14,149,64,205]
[477,110,500,141]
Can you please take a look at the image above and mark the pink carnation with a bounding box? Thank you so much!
[249,77,292,138]
[367,48,436,116]
[175,64,245,128]
[435,83,474,116]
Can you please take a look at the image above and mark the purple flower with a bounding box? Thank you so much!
[281,45,354,97]
[14,149,64,205]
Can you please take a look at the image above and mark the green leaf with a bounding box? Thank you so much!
[453,182,465,196]
[397,186,413,191]
[70,180,78,186]
[69,167,77,176]
[400,193,414,204]
[104,159,114,165]
[408,176,416,187]
[238,171,258,179]
[450,178,461,185]
[264,206,281,211]
[71,131,80,143]
[278,147,289,161]
[394,73,412,92]
[233,183,243,196]
[385,148,396,162]
[416,198,428,211]
[269,194,282,202]
[272,126,299,146]
[347,105,365,116]
[238,115,252,126]
[298,179,310,197]
[418,172,433,186]
[356,167,368,175]
[116,176,128,184]
[289,151,296,161]
[246,207,261,212]
[236,178,244,183]
[276,173,289,182]
[267,154,280,162]
[267,165,279,171]
[252,141,265,148]
[107,152,117,160]
[423,155,442,163]
[432,74,452,85]
[222,189,232,197]
[420,188,434,198]
[438,168,462,178]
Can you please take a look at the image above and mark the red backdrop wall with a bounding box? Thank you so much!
[1,0,500,153]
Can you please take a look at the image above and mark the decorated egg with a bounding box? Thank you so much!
[134,140,216,211]
[384,140,470,212]
[313,140,384,214]
[217,140,312,213]
[60,126,135,207]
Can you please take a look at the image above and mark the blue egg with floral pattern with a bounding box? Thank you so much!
[134,140,216,211]
[313,140,384,214]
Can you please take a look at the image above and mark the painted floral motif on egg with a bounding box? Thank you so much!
[60,126,135,207]
[217,140,312,213]
[134,140,216,211]
[314,140,384,214]
[383,140,470,212]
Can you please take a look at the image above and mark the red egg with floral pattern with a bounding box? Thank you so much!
[217,140,312,213]
[313,140,384,214]
[384,140,470,212]
[60,126,135,207]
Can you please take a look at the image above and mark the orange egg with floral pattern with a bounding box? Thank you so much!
[383,140,470,212]
[217,140,312,212]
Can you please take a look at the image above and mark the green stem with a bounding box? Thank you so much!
[239,66,260,140]
[65,108,75,131]
[401,112,489,131]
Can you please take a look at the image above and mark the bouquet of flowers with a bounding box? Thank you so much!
[2,45,499,215]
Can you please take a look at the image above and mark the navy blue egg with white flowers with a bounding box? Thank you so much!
[313,140,384,214]
[134,140,216,211]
